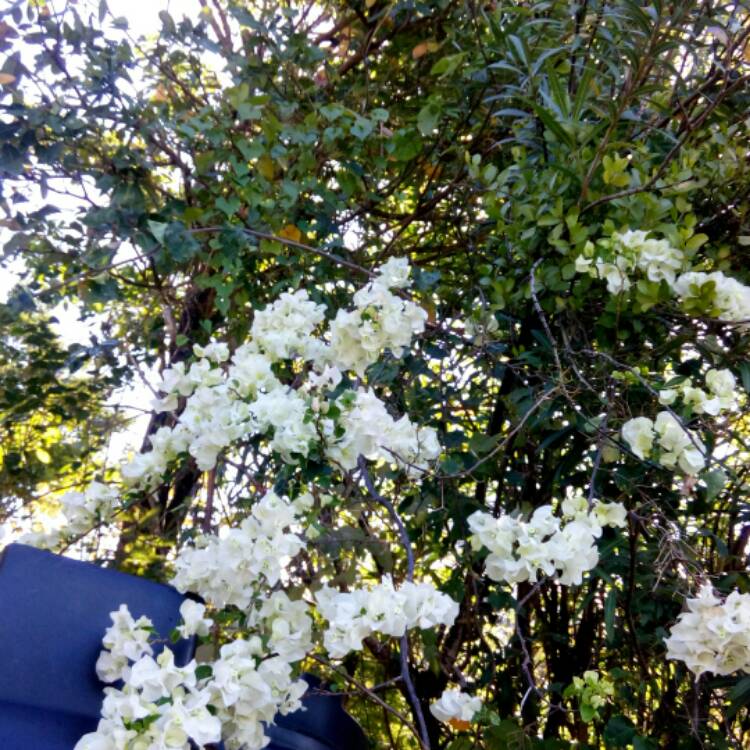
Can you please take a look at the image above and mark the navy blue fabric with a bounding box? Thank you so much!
[0,702,96,749]
[266,675,368,750]
[0,543,368,750]
[0,543,194,748]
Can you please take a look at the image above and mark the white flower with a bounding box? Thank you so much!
[250,387,316,460]
[96,605,154,683]
[251,289,326,362]
[621,416,655,460]
[429,688,482,725]
[128,649,196,702]
[376,257,412,289]
[171,491,304,610]
[705,368,738,411]
[53,481,118,539]
[193,340,230,363]
[674,271,750,323]
[468,500,625,586]
[654,411,705,474]
[251,591,313,662]
[634,236,684,286]
[325,388,440,473]
[315,577,458,658]
[574,255,592,273]
[177,600,213,638]
[227,343,279,397]
[658,388,678,406]
[327,265,427,376]
[665,584,750,677]
[594,260,632,294]
[682,385,721,416]
[576,230,686,294]
[593,500,627,529]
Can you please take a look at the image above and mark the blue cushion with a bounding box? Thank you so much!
[0,543,368,750]
[0,702,97,749]
[0,543,194,748]
[266,675,368,750]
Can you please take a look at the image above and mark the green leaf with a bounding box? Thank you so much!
[158,10,175,34]
[148,221,168,244]
[704,468,727,502]
[580,703,597,723]
[216,196,241,217]
[738,361,750,394]
[430,52,466,77]
[350,116,374,140]
[517,96,575,148]
[195,664,213,680]
[237,103,263,121]
[417,99,442,137]
[685,233,709,252]
[727,675,750,719]
[604,715,636,746]
[469,433,500,455]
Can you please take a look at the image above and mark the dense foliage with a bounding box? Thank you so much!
[2,0,750,747]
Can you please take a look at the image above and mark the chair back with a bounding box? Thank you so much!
[0,543,193,749]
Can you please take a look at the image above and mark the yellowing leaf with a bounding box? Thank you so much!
[412,40,440,59]
[423,162,443,180]
[257,155,276,181]
[365,0,377,7]
[0,73,16,85]
[412,42,429,59]
[278,224,302,243]
[151,85,169,103]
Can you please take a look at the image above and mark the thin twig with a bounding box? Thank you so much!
[202,467,216,533]
[357,456,430,750]
[307,653,421,740]
[188,226,375,280]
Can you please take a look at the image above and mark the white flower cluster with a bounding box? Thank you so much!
[121,258,437,489]
[328,258,428,376]
[575,230,685,293]
[429,688,482,726]
[665,584,750,677]
[468,494,627,586]
[122,344,287,486]
[314,576,459,658]
[659,368,739,416]
[247,590,313,662]
[77,602,308,750]
[77,606,222,750]
[674,271,750,323]
[94,604,155,683]
[77,647,222,750]
[575,229,750,325]
[251,288,327,362]
[621,411,706,475]
[325,387,441,472]
[171,491,304,610]
[18,481,118,549]
[206,639,307,749]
